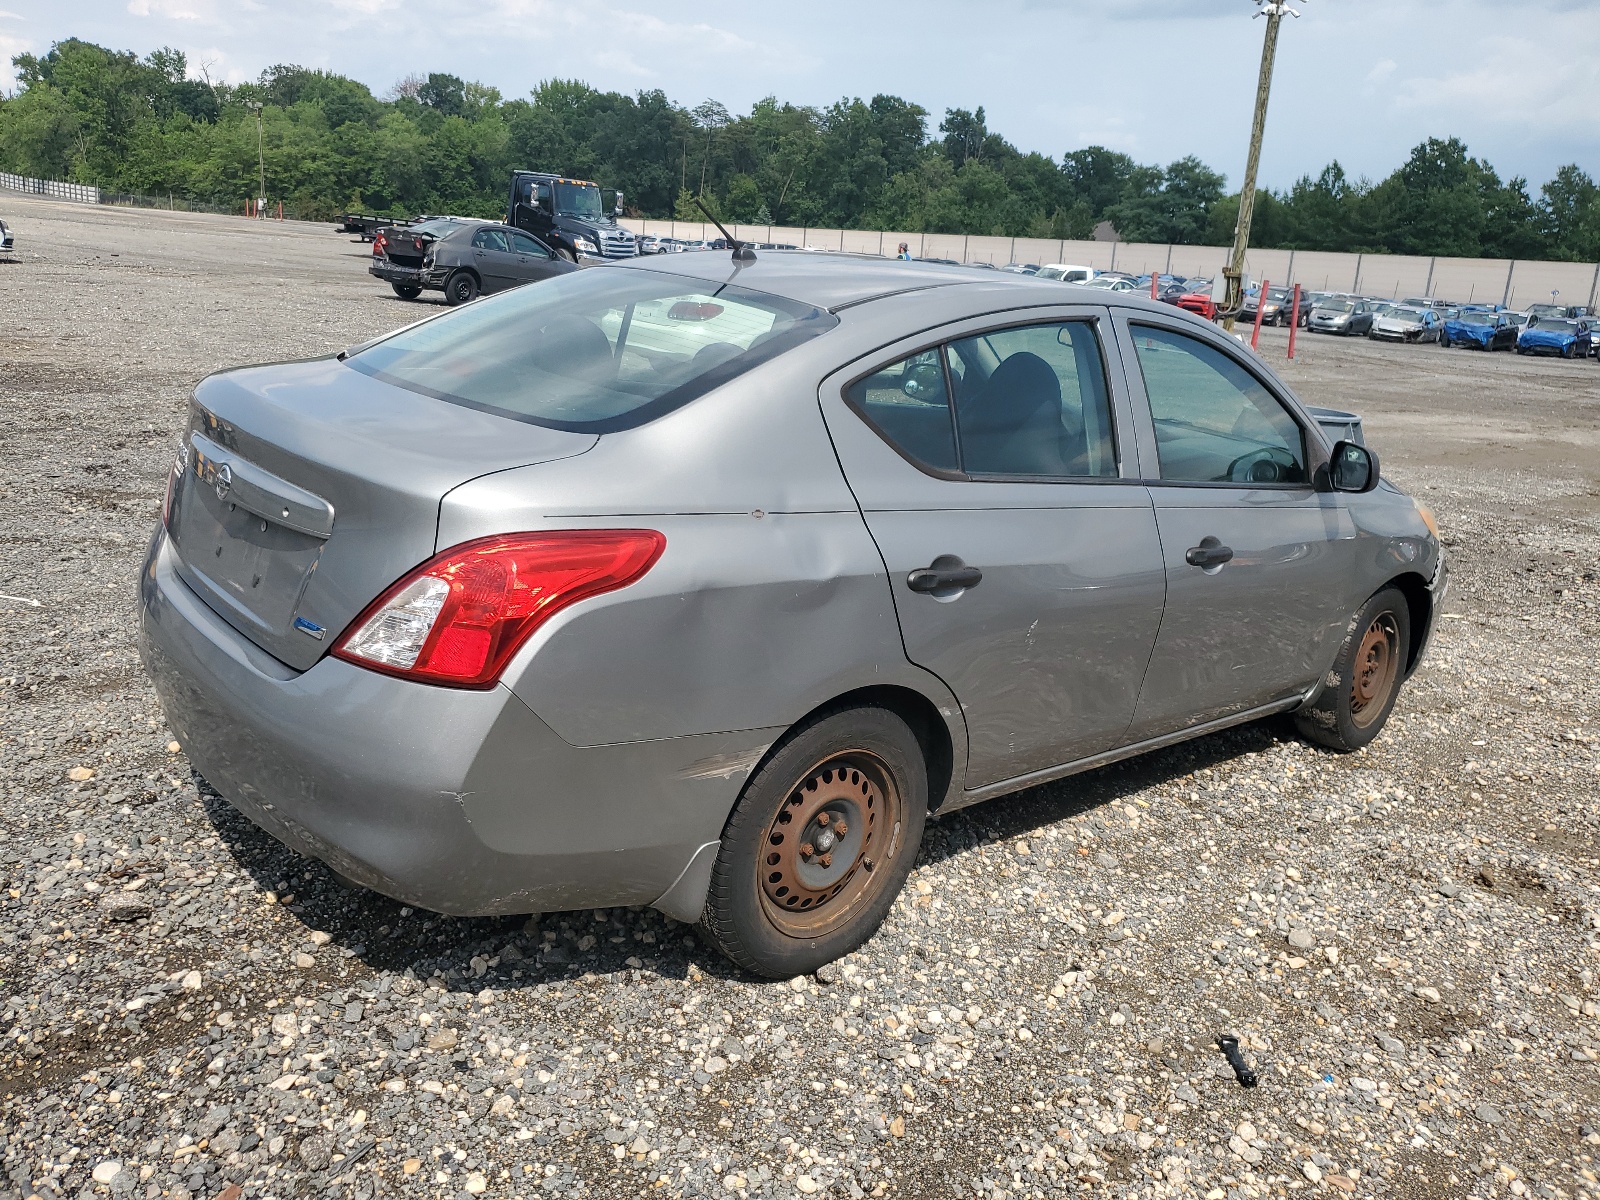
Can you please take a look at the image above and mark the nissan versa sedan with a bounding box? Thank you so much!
[1308,297,1378,336]
[139,254,1445,978]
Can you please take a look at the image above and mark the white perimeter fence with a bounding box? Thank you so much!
[0,172,100,204]
[625,218,1600,312]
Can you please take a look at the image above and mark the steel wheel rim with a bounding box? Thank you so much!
[759,750,903,939]
[1350,612,1400,729]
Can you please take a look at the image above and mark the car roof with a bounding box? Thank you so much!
[606,251,1041,310]
[609,250,1221,321]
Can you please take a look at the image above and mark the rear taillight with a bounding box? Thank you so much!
[332,531,665,688]
[372,233,387,257]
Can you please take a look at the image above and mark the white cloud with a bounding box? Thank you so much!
[1365,58,1396,85]
[127,0,217,20]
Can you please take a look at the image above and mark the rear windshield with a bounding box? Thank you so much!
[347,268,836,433]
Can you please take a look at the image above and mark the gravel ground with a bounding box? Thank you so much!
[2,195,1598,1200]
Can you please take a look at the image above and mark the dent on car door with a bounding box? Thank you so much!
[819,310,1167,793]
[1114,317,1359,740]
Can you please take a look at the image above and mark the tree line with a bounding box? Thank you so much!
[3,38,1599,262]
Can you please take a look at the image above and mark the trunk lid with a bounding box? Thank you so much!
[167,356,596,671]
[380,227,432,268]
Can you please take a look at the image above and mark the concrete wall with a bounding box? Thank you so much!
[623,218,1600,311]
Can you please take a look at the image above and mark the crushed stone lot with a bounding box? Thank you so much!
[1,196,1598,1200]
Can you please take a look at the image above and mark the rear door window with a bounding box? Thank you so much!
[471,228,510,252]
[844,319,1117,480]
[949,322,1117,478]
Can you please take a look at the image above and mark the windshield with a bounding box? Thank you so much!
[1535,319,1579,333]
[1460,313,1494,325]
[1085,277,1121,289]
[1320,300,1355,314]
[1391,308,1426,321]
[553,181,605,221]
[348,269,836,433]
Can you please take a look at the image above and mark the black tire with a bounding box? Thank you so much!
[556,246,577,263]
[1439,335,1450,348]
[1295,586,1412,752]
[444,271,479,306]
[1562,342,1575,359]
[390,283,421,300]
[700,706,928,978]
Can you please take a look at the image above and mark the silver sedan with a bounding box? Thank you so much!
[139,253,1446,977]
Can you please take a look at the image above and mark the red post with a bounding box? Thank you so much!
[1250,279,1270,350]
[277,201,283,221]
[1287,284,1301,360]
[1150,271,1159,300]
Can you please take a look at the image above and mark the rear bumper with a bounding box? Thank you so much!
[369,262,428,287]
[138,529,766,918]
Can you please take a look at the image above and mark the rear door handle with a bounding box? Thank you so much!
[1185,536,1234,569]
[906,555,983,594]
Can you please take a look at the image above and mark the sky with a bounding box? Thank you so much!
[3,0,1598,192]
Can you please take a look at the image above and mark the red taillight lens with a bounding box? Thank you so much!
[332,530,665,688]
[373,233,386,257]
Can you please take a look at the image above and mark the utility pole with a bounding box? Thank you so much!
[248,101,265,213]
[1222,0,1301,331]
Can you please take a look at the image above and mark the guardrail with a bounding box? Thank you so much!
[0,172,100,204]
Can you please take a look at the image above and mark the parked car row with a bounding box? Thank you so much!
[1297,292,1599,361]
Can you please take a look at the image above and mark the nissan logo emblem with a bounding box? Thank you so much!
[214,463,232,500]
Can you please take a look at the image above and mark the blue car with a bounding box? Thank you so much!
[1515,317,1595,358]
[1441,310,1516,351]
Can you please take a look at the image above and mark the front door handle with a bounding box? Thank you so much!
[1185,536,1235,569]
[906,555,983,594]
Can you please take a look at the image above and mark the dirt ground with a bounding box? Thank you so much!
[2,195,1598,1200]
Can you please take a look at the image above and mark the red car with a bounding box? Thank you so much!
[1175,285,1217,321]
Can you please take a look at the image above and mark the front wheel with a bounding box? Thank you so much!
[444,271,479,306]
[1295,586,1411,752]
[556,246,577,263]
[1438,335,1450,348]
[390,283,421,300]
[700,706,928,978]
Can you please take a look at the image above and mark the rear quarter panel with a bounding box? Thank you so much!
[436,339,967,755]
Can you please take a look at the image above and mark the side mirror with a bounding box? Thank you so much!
[1329,440,1379,493]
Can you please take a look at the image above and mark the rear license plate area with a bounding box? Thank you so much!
[168,469,324,635]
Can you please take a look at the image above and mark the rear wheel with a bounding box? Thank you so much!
[700,707,927,978]
[444,271,479,306]
[1295,586,1411,752]
[390,283,421,300]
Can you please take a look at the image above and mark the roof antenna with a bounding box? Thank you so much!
[694,197,755,262]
